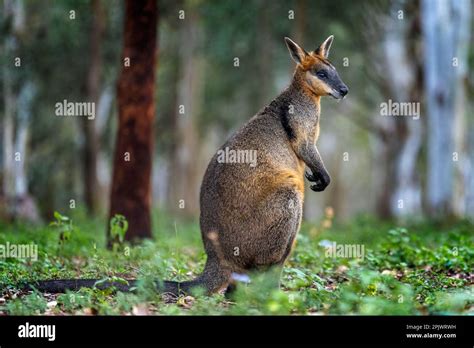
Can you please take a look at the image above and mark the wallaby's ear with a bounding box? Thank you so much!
[315,35,334,58]
[284,37,308,65]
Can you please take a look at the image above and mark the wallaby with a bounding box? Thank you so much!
[28,36,348,295]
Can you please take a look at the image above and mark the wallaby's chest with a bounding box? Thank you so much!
[296,111,320,144]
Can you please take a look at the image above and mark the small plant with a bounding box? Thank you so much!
[109,214,129,251]
[49,211,74,248]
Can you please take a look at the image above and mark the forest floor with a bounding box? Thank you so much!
[0,210,473,315]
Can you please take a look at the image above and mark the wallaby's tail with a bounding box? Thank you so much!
[23,259,231,296]
[26,279,137,293]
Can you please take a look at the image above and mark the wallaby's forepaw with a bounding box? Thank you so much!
[310,183,326,192]
[305,171,317,182]
[306,171,331,192]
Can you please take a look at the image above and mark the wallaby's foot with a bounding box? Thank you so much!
[224,283,237,299]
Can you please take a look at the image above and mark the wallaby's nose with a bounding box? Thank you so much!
[339,85,348,96]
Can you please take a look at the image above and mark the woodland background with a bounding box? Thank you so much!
[0,0,473,315]
[0,0,473,229]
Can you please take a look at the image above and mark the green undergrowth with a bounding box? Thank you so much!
[0,210,472,315]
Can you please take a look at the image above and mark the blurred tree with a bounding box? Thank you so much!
[82,0,105,216]
[14,81,40,222]
[108,0,158,244]
[15,0,105,218]
[384,0,423,219]
[1,0,16,215]
[1,0,40,222]
[0,0,471,225]
[342,0,422,219]
[152,0,182,208]
[451,0,472,217]
[422,0,471,218]
[167,0,203,217]
[200,0,263,131]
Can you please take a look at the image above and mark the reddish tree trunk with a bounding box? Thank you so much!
[108,0,157,244]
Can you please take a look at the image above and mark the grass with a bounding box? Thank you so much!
[0,209,472,315]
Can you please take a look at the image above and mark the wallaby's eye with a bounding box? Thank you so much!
[316,71,327,79]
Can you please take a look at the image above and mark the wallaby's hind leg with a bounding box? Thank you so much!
[253,187,303,270]
[198,256,232,294]
[226,186,301,294]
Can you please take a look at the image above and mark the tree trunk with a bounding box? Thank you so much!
[96,85,114,206]
[168,1,203,217]
[13,82,40,222]
[108,0,157,244]
[2,0,16,207]
[385,1,423,218]
[422,0,460,218]
[466,123,474,216]
[1,0,40,222]
[82,0,104,215]
[2,67,15,203]
[451,0,471,217]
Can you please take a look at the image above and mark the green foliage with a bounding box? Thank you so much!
[6,292,48,315]
[331,268,416,315]
[110,214,128,244]
[0,214,472,315]
[109,214,129,253]
[49,211,75,248]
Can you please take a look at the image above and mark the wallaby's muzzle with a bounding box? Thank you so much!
[329,81,349,100]
[339,84,349,97]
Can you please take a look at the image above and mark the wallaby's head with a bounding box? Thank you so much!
[284,35,348,100]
